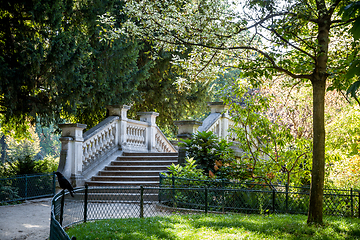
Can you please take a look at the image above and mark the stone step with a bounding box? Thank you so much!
[123,152,178,157]
[85,180,160,186]
[104,165,169,171]
[111,160,176,166]
[91,175,159,182]
[86,152,178,187]
[98,170,162,176]
[116,156,178,161]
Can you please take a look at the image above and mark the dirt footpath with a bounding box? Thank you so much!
[0,198,51,240]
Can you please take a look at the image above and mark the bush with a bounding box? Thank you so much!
[0,154,59,178]
[179,131,235,179]
[161,157,210,188]
[0,185,20,203]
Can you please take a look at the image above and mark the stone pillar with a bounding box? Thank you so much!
[137,112,159,152]
[57,123,87,187]
[174,120,202,165]
[106,105,131,150]
[208,102,230,139]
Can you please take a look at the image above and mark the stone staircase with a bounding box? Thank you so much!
[85,152,178,186]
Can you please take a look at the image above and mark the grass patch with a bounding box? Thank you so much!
[66,214,360,240]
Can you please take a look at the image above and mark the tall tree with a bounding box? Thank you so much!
[127,44,212,134]
[121,0,359,223]
[0,0,210,137]
[0,0,149,133]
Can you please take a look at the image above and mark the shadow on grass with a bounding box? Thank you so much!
[66,213,360,240]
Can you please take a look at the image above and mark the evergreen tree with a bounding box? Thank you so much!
[0,0,149,133]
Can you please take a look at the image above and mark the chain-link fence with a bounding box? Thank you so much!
[51,184,360,240]
[51,185,179,240]
[159,175,360,217]
[0,172,56,204]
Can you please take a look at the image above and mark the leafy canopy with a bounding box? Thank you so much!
[0,0,149,134]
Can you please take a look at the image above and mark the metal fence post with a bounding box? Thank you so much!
[285,184,289,213]
[358,191,360,218]
[140,186,144,218]
[84,185,88,223]
[272,189,276,214]
[25,174,28,199]
[172,176,175,208]
[221,181,225,213]
[60,190,65,226]
[351,188,354,217]
[205,187,208,215]
[52,172,56,195]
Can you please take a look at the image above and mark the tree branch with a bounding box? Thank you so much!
[266,26,316,60]
[330,18,358,28]
[194,46,221,79]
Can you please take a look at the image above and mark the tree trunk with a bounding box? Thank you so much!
[307,79,326,224]
[307,8,330,223]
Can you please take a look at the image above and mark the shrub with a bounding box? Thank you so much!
[179,131,235,179]
[0,185,20,203]
[166,157,207,179]
[0,154,59,178]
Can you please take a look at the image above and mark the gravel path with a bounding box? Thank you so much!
[0,198,51,240]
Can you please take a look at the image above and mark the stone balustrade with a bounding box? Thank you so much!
[57,102,237,186]
[176,102,234,140]
[57,105,176,186]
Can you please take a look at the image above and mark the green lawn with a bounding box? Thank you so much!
[66,214,360,240]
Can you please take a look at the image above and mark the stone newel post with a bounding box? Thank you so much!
[106,105,130,149]
[138,112,159,152]
[174,120,202,165]
[207,102,230,139]
[57,123,87,187]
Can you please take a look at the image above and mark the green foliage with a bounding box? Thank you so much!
[328,155,360,189]
[179,131,235,178]
[0,0,212,137]
[340,1,360,104]
[34,155,59,173]
[165,157,207,180]
[223,81,312,186]
[35,124,60,158]
[0,0,149,133]
[128,46,211,134]
[326,106,360,159]
[5,125,41,161]
[325,105,360,189]
[0,154,58,177]
[342,1,360,41]
[0,185,20,204]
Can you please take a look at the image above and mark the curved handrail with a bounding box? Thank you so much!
[82,116,119,171]
[155,126,177,152]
